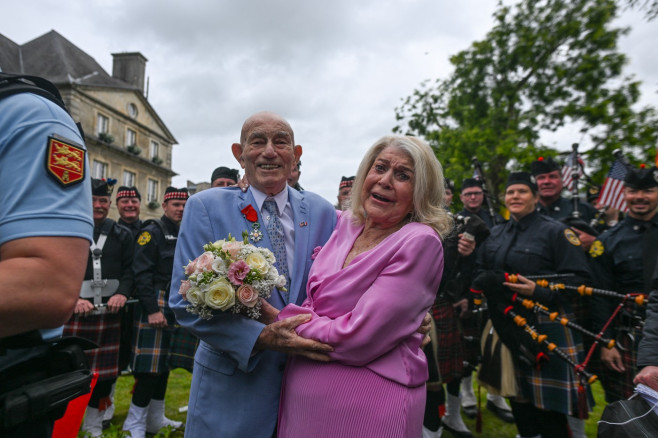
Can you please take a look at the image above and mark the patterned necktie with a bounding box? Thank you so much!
[263,199,290,297]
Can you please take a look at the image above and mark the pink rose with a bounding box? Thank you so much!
[195,251,215,273]
[311,246,323,260]
[237,284,259,308]
[227,260,250,285]
[184,259,198,276]
[179,280,191,299]
[223,241,242,258]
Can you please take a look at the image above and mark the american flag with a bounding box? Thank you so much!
[561,152,584,191]
[597,158,628,212]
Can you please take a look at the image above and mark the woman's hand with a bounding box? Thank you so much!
[258,299,280,325]
[502,273,536,297]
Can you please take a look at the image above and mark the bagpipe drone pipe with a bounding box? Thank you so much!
[471,271,647,380]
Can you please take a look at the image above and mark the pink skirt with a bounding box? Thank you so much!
[278,357,426,438]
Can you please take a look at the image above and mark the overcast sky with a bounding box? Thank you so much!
[2,1,656,203]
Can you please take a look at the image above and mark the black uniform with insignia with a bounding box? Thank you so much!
[63,179,134,434]
[81,218,134,304]
[134,215,179,316]
[64,179,134,376]
[131,188,197,374]
[589,165,658,402]
[531,157,598,223]
[476,172,593,435]
[118,218,142,239]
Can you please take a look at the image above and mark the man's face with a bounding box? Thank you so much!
[460,187,484,212]
[162,199,186,224]
[624,186,658,220]
[212,177,236,188]
[92,195,111,223]
[337,187,352,209]
[535,170,563,200]
[232,113,302,196]
[116,197,141,223]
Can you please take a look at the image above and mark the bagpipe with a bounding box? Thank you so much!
[471,271,648,392]
[562,143,602,236]
[472,270,648,374]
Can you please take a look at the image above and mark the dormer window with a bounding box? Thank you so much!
[128,103,138,118]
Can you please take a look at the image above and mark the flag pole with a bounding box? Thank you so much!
[570,143,581,218]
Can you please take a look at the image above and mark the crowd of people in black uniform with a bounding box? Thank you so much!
[422,156,658,438]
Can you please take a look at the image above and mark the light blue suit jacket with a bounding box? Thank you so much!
[169,186,336,437]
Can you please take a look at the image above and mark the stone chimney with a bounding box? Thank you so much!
[112,52,148,93]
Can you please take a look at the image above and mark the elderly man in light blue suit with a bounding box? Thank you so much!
[169,111,337,437]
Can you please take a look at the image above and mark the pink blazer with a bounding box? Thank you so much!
[277,211,444,387]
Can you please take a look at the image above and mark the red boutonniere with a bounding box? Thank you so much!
[241,205,263,242]
[241,205,258,222]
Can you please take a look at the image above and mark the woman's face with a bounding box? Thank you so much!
[505,183,537,220]
[361,146,415,229]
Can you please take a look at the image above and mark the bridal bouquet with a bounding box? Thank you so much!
[178,232,287,320]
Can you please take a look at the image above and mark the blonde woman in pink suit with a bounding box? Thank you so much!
[270,135,453,437]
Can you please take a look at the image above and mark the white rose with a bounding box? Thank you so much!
[245,251,268,274]
[204,277,235,311]
[186,286,204,306]
[212,258,228,275]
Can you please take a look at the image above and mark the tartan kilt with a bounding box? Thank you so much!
[517,307,594,416]
[132,289,198,374]
[168,325,198,372]
[599,325,642,403]
[131,289,175,374]
[432,299,464,383]
[63,310,121,381]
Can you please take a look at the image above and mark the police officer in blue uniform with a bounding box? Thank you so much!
[0,74,93,437]
[589,165,658,402]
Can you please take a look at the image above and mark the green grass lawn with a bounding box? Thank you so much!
[90,369,607,437]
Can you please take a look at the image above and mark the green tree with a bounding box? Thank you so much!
[395,0,658,203]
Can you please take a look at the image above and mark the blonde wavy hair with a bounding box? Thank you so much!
[349,135,453,238]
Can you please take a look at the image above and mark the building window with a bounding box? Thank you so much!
[96,114,109,135]
[128,103,138,118]
[150,140,159,158]
[123,170,136,187]
[147,179,159,202]
[126,128,137,146]
[92,160,108,179]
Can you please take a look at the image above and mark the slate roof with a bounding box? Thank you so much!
[0,30,134,90]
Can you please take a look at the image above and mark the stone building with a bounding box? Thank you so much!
[0,30,177,221]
